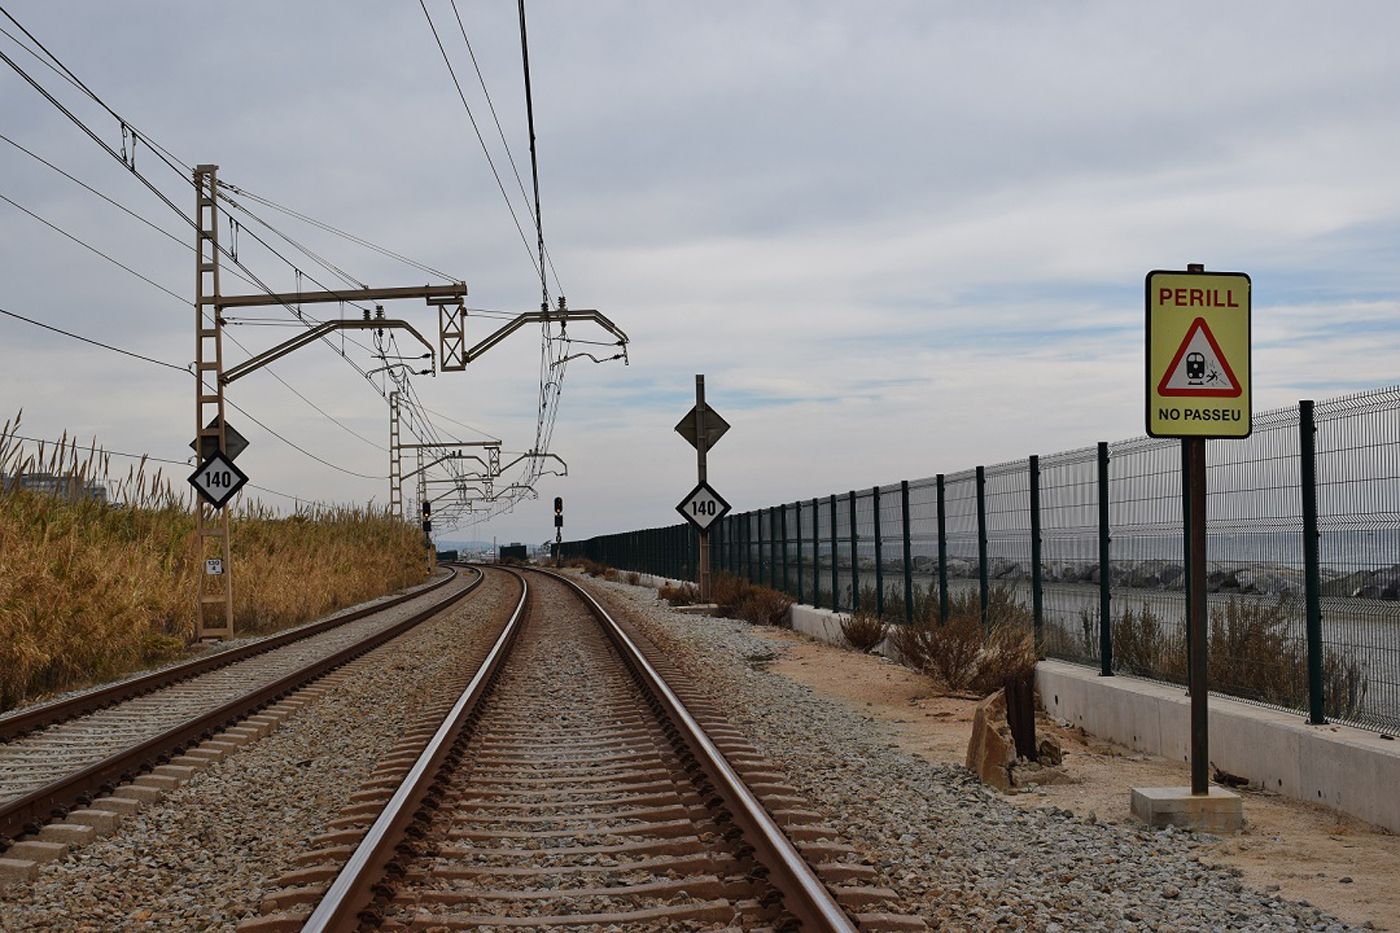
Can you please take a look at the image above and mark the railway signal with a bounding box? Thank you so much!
[675,375,728,599]
[553,496,563,566]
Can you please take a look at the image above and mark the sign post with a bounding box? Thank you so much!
[1133,264,1249,832]
[674,375,730,600]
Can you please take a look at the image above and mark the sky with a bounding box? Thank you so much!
[2,1,1399,547]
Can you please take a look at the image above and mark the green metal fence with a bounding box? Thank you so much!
[562,386,1400,737]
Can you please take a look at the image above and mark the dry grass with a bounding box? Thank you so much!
[0,414,428,711]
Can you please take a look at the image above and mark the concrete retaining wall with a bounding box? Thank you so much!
[1037,660,1400,833]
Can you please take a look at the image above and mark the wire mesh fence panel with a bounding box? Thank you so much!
[812,497,831,609]
[908,477,940,621]
[1105,434,1188,683]
[941,468,981,616]
[983,459,1033,634]
[852,489,877,612]
[1315,388,1400,734]
[1201,406,1309,716]
[1037,447,1100,664]
[784,501,799,599]
[833,492,853,611]
[878,481,906,620]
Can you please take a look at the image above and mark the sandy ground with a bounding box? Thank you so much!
[753,626,1400,931]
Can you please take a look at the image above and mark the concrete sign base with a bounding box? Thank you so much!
[1131,785,1243,834]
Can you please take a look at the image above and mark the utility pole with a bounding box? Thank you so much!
[191,164,628,640]
[194,165,232,639]
[389,390,402,520]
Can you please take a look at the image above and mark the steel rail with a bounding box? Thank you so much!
[301,566,530,933]
[554,569,857,933]
[0,569,466,744]
[0,568,483,843]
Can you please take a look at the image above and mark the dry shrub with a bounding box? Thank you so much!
[893,613,985,692]
[736,587,793,627]
[969,624,1037,696]
[658,582,700,606]
[709,573,793,627]
[710,573,750,614]
[625,571,641,586]
[841,609,888,652]
[891,583,1037,695]
[1112,602,1186,680]
[0,414,427,711]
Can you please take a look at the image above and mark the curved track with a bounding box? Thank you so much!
[297,568,864,932]
[0,566,482,843]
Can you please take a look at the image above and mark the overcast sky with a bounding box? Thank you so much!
[2,1,1399,546]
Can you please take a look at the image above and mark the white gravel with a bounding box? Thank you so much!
[0,570,515,931]
[585,577,1362,933]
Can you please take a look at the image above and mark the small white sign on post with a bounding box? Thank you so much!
[205,558,224,575]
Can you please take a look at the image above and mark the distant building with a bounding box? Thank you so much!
[1,471,108,503]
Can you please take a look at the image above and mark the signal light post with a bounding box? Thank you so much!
[554,496,563,567]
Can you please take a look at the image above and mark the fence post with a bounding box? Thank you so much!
[761,504,772,585]
[848,490,860,612]
[780,503,790,595]
[811,498,820,609]
[873,486,885,619]
[771,507,780,592]
[901,480,913,626]
[976,466,989,630]
[1300,400,1327,724]
[795,500,804,605]
[829,494,839,612]
[744,512,752,583]
[1029,455,1044,656]
[1098,441,1113,676]
[936,473,949,624]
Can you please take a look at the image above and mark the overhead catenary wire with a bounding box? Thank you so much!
[0,7,536,516]
[417,0,544,286]
[0,299,386,480]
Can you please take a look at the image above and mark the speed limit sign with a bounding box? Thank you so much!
[188,451,249,509]
[676,481,731,532]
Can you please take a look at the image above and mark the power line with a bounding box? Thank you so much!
[418,0,543,284]
[216,181,460,283]
[0,189,191,305]
[0,305,189,373]
[0,298,385,480]
[447,0,564,296]
[1,430,340,507]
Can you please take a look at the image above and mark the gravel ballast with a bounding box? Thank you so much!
[585,577,1360,932]
[0,570,517,930]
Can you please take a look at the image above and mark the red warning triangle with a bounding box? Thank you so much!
[1157,317,1241,398]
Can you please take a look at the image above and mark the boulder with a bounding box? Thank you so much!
[965,689,1016,792]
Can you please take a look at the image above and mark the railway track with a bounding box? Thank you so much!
[0,565,483,845]
[263,568,918,932]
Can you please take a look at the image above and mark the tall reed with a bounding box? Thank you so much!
[0,413,428,710]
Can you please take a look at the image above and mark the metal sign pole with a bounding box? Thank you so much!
[694,374,711,600]
[1186,433,1209,794]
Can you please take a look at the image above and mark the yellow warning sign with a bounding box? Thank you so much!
[1146,270,1251,438]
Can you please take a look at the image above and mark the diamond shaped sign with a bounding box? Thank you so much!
[674,405,729,451]
[188,451,249,509]
[190,417,249,462]
[676,481,731,533]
